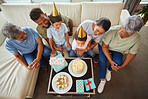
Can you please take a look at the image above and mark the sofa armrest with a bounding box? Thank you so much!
[0,12,7,46]
[119,9,130,25]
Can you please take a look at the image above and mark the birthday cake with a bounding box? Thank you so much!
[72,59,84,74]
[56,75,69,90]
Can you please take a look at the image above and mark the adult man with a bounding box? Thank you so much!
[29,8,73,45]
[2,23,51,71]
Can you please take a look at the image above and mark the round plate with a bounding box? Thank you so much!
[52,72,73,94]
[68,58,87,77]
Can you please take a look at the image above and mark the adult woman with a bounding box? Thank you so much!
[98,15,144,93]
[75,18,111,62]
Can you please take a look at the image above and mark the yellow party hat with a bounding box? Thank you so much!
[52,2,59,16]
[77,26,86,38]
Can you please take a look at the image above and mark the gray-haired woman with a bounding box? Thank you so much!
[97,15,144,93]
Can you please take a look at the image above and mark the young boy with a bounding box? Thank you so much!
[69,26,97,60]
[47,3,71,55]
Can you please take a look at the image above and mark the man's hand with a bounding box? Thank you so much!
[28,58,40,70]
[26,66,33,70]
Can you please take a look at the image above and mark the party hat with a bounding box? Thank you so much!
[52,2,59,16]
[77,26,86,38]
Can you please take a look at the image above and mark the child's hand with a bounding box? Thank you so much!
[67,42,71,48]
[51,49,55,54]
[56,47,64,52]
[62,46,65,50]
[86,46,91,51]
[77,50,84,57]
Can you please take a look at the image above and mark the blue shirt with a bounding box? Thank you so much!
[5,27,39,54]
[47,23,68,45]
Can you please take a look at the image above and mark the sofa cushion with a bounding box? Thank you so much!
[72,0,91,2]
[0,44,39,99]
[0,12,7,46]
[1,3,40,29]
[119,9,130,25]
[40,2,81,27]
[81,2,123,26]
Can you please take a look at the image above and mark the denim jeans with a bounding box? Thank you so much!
[69,49,95,58]
[98,44,123,79]
[22,45,51,67]
[56,41,71,55]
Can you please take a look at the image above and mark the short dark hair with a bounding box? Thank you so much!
[96,17,111,31]
[30,8,44,21]
[75,33,87,41]
[49,13,62,24]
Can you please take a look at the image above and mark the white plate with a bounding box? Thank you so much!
[52,72,73,94]
[68,58,87,77]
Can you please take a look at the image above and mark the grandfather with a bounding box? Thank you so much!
[97,15,144,93]
[2,23,51,70]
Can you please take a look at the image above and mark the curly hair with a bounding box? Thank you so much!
[30,8,44,21]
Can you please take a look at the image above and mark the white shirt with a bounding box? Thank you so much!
[77,20,104,43]
[72,35,92,50]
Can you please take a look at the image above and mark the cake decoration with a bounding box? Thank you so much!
[56,75,69,90]
[72,59,84,74]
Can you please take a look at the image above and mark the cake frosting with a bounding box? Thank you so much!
[56,75,69,90]
[72,59,84,74]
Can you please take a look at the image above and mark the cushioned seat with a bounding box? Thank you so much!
[0,12,39,99]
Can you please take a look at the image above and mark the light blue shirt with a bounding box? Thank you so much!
[47,23,68,45]
[5,27,39,54]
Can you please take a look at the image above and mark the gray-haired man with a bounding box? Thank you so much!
[2,23,51,71]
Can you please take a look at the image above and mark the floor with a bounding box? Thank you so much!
[30,26,148,99]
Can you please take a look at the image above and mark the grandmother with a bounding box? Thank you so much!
[97,15,144,93]
[2,23,51,71]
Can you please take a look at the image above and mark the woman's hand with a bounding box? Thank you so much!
[117,65,124,69]
[111,65,119,72]
[110,60,119,71]
[112,65,124,71]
